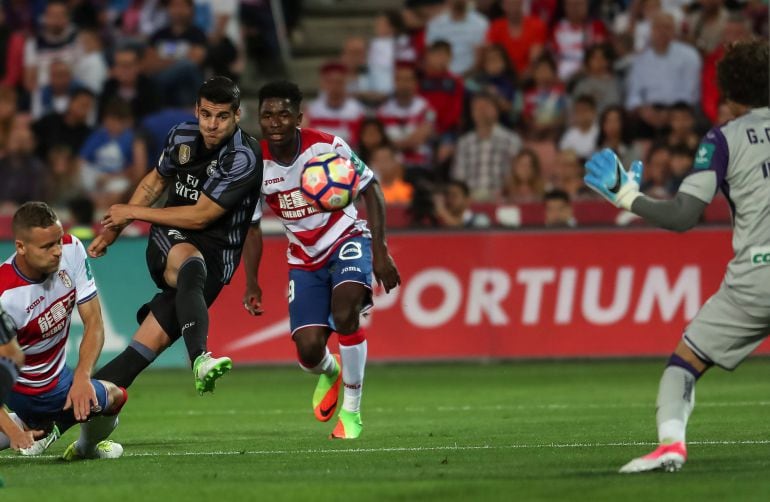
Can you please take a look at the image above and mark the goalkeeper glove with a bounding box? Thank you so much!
[584,148,644,211]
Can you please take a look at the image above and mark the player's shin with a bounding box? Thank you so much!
[93,340,157,388]
[74,386,126,456]
[176,257,209,363]
[656,354,705,444]
[0,357,18,407]
[339,328,367,413]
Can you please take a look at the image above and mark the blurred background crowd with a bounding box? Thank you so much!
[0,0,765,234]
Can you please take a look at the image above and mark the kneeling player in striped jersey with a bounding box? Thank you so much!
[0,202,127,459]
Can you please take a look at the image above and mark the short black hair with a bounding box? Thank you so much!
[445,179,470,197]
[70,87,96,100]
[544,189,570,204]
[67,196,95,226]
[258,80,303,112]
[429,40,452,54]
[573,94,596,109]
[102,98,133,120]
[717,40,769,108]
[13,202,59,236]
[198,76,241,111]
[669,101,694,114]
[670,144,695,158]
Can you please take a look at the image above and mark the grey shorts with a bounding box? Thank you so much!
[683,283,770,370]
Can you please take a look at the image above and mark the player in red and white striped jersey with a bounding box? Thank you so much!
[243,81,401,439]
[0,202,127,459]
[304,61,365,147]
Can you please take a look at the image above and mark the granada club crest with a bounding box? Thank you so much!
[58,270,72,288]
[179,144,191,164]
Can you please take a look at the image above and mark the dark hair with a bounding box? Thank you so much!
[70,87,96,100]
[258,80,303,112]
[478,44,517,82]
[429,40,452,54]
[669,101,694,114]
[573,94,597,109]
[597,105,632,147]
[67,196,95,226]
[13,202,59,235]
[544,189,570,204]
[445,179,470,197]
[102,98,133,120]
[381,9,406,35]
[717,40,769,108]
[358,117,392,163]
[584,42,615,66]
[198,76,241,111]
[669,144,695,158]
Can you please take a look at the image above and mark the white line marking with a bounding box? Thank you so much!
[11,439,770,461]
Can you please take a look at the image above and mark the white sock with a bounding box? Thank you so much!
[76,415,119,454]
[656,365,696,444]
[0,412,25,450]
[340,337,367,413]
[298,347,337,376]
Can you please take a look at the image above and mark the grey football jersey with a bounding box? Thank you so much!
[679,107,770,308]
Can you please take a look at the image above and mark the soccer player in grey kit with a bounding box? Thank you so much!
[584,39,769,473]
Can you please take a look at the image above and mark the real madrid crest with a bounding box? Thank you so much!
[179,144,191,164]
[207,160,217,177]
[58,270,72,288]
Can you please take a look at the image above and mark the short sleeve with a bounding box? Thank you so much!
[691,127,729,186]
[202,147,262,209]
[156,126,179,177]
[250,194,264,224]
[332,136,375,192]
[70,236,98,304]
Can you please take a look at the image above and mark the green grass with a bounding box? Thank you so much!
[2,360,770,501]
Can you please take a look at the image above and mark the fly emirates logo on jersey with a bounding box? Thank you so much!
[175,173,201,202]
[266,189,321,220]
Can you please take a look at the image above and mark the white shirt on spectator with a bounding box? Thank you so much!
[23,28,79,88]
[367,36,416,95]
[625,40,701,109]
[425,9,488,75]
[559,123,599,159]
[74,52,108,94]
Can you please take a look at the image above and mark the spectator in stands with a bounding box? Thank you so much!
[503,148,545,203]
[33,87,95,161]
[0,118,46,211]
[377,62,436,182]
[31,59,81,119]
[685,0,729,54]
[553,149,592,199]
[433,179,491,228]
[464,44,520,129]
[144,0,207,107]
[612,0,665,53]
[522,53,567,140]
[570,43,622,114]
[544,189,576,227]
[369,144,414,205]
[402,1,445,63]
[0,9,25,89]
[73,28,107,94]
[23,0,79,95]
[421,40,464,166]
[625,12,701,138]
[44,144,83,208]
[666,102,700,150]
[66,195,96,240]
[559,94,598,160]
[550,0,608,82]
[358,117,392,164]
[425,0,488,76]
[452,91,522,202]
[485,0,547,74]
[78,98,142,210]
[240,0,284,77]
[0,85,17,156]
[304,61,365,147]
[195,0,241,80]
[639,143,672,198]
[596,105,642,168]
[667,144,695,194]
[100,45,160,122]
[367,11,415,98]
[341,36,377,104]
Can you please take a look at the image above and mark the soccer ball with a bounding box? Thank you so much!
[300,153,360,211]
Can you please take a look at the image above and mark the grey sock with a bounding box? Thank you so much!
[656,366,696,443]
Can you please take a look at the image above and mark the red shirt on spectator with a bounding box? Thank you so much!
[420,70,464,135]
[486,16,548,74]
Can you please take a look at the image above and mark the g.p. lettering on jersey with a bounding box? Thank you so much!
[175,173,200,201]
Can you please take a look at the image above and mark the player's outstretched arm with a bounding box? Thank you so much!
[242,223,264,316]
[103,192,227,231]
[0,408,43,450]
[64,296,105,422]
[584,149,710,233]
[362,180,401,293]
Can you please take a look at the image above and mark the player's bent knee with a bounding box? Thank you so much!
[294,332,327,365]
[331,307,360,335]
[102,381,129,414]
[673,340,711,375]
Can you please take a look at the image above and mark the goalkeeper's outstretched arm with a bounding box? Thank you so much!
[630,170,715,233]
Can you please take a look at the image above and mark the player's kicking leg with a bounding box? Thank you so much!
[620,341,711,473]
[294,327,342,422]
[62,381,128,461]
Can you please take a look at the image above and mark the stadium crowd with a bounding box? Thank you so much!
[0,0,765,232]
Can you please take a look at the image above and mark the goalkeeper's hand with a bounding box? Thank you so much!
[583,148,644,211]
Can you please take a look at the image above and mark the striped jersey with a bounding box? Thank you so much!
[679,107,770,310]
[376,96,435,168]
[0,235,97,395]
[251,128,375,269]
[304,96,365,146]
[156,121,263,283]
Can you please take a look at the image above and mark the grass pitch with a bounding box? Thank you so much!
[2,360,770,501]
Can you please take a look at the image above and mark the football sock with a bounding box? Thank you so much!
[656,354,703,444]
[175,257,209,364]
[299,347,337,376]
[93,341,157,389]
[0,357,18,407]
[339,328,367,413]
[75,415,119,455]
